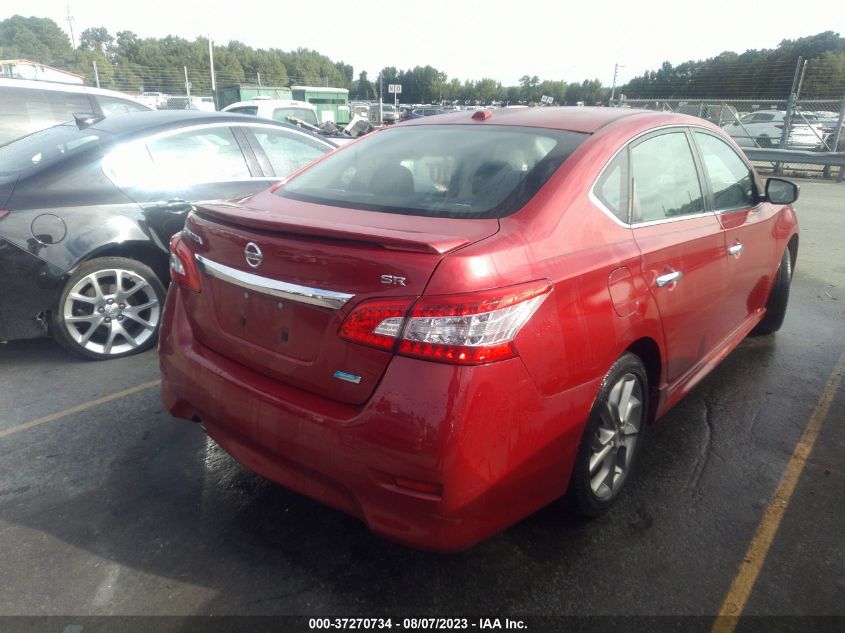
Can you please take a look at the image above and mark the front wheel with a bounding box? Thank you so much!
[568,352,649,517]
[52,257,166,360]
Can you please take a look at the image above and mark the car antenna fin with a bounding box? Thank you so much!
[73,112,105,129]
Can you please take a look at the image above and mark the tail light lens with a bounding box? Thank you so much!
[339,280,552,365]
[169,233,201,292]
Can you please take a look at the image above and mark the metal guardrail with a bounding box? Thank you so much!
[742,148,845,182]
[743,148,845,166]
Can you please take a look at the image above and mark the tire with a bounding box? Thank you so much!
[757,135,773,148]
[750,248,793,336]
[568,352,649,517]
[52,257,166,360]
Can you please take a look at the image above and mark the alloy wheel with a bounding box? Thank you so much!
[62,268,161,356]
[589,373,644,500]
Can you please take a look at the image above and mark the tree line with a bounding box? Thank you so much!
[1,16,844,103]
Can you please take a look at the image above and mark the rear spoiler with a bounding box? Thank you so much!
[194,198,491,255]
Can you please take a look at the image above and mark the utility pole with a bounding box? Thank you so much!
[208,36,216,95]
[65,4,76,48]
[257,72,261,86]
[609,63,623,106]
[184,66,191,100]
[92,61,99,88]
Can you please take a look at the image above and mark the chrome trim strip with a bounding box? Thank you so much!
[195,254,354,309]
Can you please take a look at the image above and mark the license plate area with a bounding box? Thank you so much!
[211,278,330,361]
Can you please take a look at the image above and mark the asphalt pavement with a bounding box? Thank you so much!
[0,180,843,629]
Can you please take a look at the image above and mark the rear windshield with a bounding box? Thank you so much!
[0,124,106,177]
[278,125,586,218]
[273,108,320,127]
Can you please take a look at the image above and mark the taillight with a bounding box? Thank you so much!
[339,280,552,365]
[169,233,201,292]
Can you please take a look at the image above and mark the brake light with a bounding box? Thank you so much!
[339,280,552,365]
[169,233,201,292]
[339,298,411,350]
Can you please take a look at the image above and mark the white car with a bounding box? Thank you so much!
[137,91,168,109]
[222,99,320,127]
[722,110,826,149]
[0,77,152,146]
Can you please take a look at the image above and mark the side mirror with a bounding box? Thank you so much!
[766,178,799,205]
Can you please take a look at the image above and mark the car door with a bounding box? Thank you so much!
[103,124,268,247]
[691,129,779,328]
[629,128,729,385]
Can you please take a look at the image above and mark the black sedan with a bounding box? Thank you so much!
[0,111,335,359]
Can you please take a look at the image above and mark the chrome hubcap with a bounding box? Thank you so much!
[589,373,643,500]
[62,268,160,355]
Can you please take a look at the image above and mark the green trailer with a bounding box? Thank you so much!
[216,85,293,110]
[290,86,351,126]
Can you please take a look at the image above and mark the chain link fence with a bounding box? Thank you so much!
[618,97,845,178]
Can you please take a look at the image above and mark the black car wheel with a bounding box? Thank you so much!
[52,257,165,360]
[569,352,649,517]
[750,248,793,336]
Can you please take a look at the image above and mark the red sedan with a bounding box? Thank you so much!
[160,107,799,551]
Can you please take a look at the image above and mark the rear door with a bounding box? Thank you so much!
[629,128,729,385]
[691,129,779,326]
[103,123,271,246]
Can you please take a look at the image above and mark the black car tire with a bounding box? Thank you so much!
[750,248,793,336]
[568,352,649,517]
[52,257,166,360]
[757,135,773,148]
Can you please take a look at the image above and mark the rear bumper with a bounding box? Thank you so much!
[159,286,597,551]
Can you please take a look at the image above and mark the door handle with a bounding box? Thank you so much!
[656,270,683,287]
[728,242,744,256]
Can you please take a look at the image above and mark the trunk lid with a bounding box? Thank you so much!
[182,190,499,404]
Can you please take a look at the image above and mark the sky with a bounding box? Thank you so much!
[3,0,843,86]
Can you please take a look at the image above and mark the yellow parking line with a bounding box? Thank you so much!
[0,379,161,440]
[712,347,845,633]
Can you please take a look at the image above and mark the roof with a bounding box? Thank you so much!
[82,110,336,147]
[400,106,664,134]
[0,59,85,80]
[87,110,275,135]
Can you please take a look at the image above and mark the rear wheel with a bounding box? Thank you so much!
[569,352,649,517]
[750,248,793,336]
[757,135,773,148]
[52,257,165,360]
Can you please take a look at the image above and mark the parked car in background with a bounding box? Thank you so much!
[137,91,168,109]
[0,77,152,146]
[381,103,399,123]
[160,107,798,551]
[0,111,335,358]
[722,110,826,148]
[222,98,320,127]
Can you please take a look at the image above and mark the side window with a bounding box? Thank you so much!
[630,132,704,223]
[97,96,149,116]
[229,106,258,115]
[753,113,776,122]
[693,132,756,211]
[249,128,327,177]
[594,151,629,222]
[146,127,250,184]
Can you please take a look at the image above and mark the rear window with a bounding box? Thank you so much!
[273,108,319,126]
[0,124,106,177]
[278,125,586,218]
